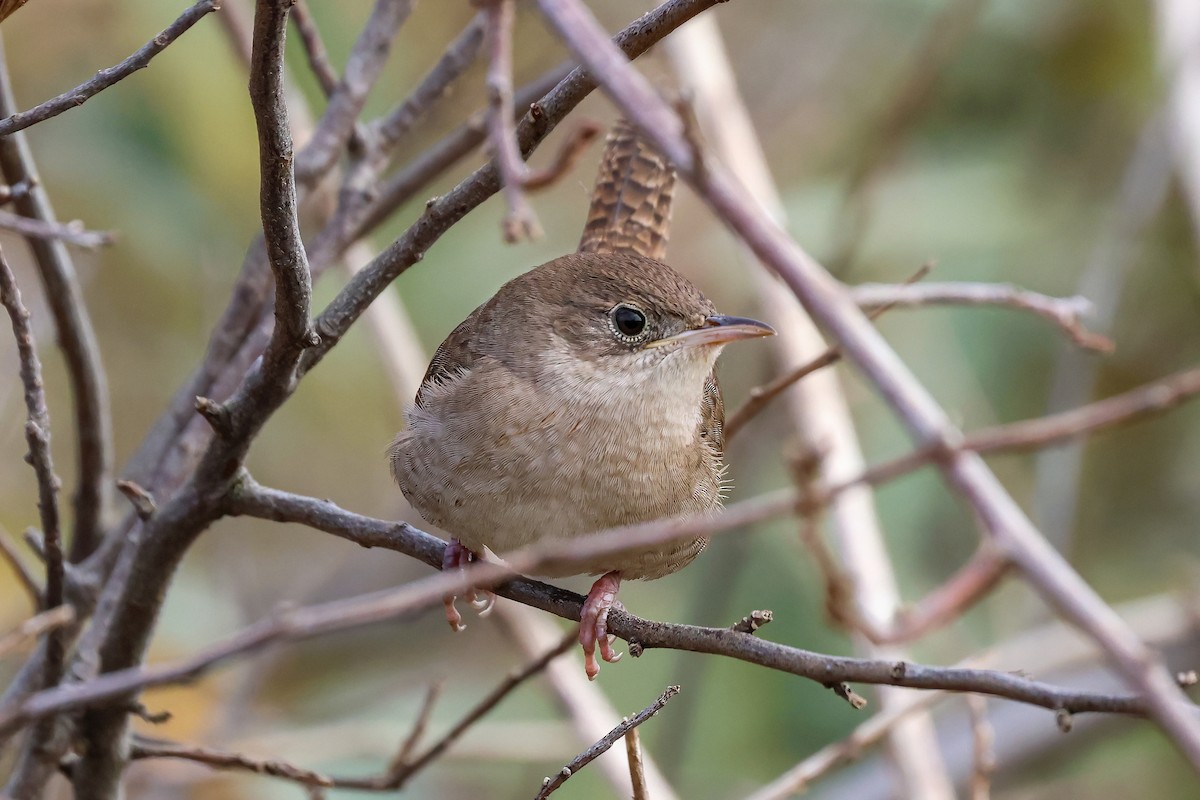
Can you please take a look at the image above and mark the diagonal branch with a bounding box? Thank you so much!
[536,686,680,799]
[534,0,1200,771]
[293,0,414,184]
[0,0,219,137]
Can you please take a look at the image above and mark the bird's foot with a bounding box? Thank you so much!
[442,540,495,632]
[580,572,623,680]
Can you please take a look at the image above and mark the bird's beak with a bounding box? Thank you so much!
[645,315,776,350]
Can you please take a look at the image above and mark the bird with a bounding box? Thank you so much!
[389,121,773,679]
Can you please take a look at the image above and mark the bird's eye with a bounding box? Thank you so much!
[610,304,647,338]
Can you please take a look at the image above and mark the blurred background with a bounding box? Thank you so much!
[1,0,1199,797]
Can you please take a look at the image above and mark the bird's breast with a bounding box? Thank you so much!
[392,353,722,579]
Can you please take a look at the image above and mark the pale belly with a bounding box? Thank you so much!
[391,367,722,580]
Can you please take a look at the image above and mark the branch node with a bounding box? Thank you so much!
[628,640,644,659]
[1055,707,1074,733]
[116,479,157,520]
[730,609,774,634]
[194,395,232,436]
[891,661,909,680]
[825,682,868,710]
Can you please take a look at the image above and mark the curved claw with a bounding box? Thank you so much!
[445,595,466,632]
[470,590,496,616]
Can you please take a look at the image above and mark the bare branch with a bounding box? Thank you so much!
[537,686,680,799]
[331,630,576,790]
[289,0,339,97]
[522,118,603,189]
[0,523,41,609]
[0,42,114,563]
[482,0,542,241]
[837,366,1200,497]
[6,481,1192,741]
[293,0,415,185]
[0,606,74,660]
[0,0,219,137]
[534,0,1200,769]
[0,245,65,660]
[0,210,116,249]
[625,726,649,800]
[724,264,930,441]
[130,738,335,788]
[967,695,996,800]
[849,282,1113,353]
[372,12,487,153]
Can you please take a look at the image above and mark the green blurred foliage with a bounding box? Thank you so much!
[1,0,1198,797]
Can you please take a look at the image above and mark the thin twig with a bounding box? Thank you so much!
[0,606,74,660]
[534,0,1200,769]
[384,682,443,777]
[834,366,1200,497]
[0,0,219,137]
[482,0,542,241]
[536,686,680,799]
[0,523,41,609]
[625,726,648,800]
[0,211,116,249]
[724,264,931,441]
[0,41,114,564]
[849,282,1113,353]
[129,738,335,788]
[293,0,415,185]
[289,0,369,153]
[290,0,340,97]
[522,119,604,189]
[372,12,487,152]
[967,695,996,800]
[332,629,577,789]
[0,246,65,674]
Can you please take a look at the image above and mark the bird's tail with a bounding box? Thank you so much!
[577,119,675,262]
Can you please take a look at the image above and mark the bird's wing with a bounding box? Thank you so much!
[577,119,676,262]
[414,304,483,408]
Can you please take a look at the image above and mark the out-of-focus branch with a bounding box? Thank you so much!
[0,241,69,798]
[723,264,930,441]
[0,246,64,659]
[292,0,414,184]
[535,686,680,799]
[129,737,335,788]
[837,366,1200,496]
[482,0,542,241]
[0,211,116,249]
[1156,0,1200,243]
[750,590,1200,799]
[0,524,41,609]
[0,606,74,660]
[849,282,1112,352]
[0,0,219,137]
[330,631,575,790]
[534,0,1200,770]
[0,39,114,564]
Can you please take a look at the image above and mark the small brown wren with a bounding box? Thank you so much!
[390,121,773,679]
